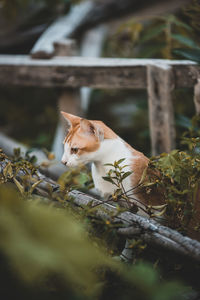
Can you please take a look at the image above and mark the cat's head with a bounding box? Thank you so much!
[61,112,112,167]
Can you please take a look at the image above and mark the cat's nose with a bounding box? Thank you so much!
[61,159,67,165]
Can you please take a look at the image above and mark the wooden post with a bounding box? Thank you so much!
[80,24,107,111]
[30,2,93,159]
[147,64,176,155]
[53,39,77,57]
[51,39,83,159]
[194,78,200,115]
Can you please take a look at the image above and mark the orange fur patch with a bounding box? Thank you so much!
[63,115,118,155]
[64,124,100,154]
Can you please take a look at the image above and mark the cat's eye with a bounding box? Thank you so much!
[71,147,79,154]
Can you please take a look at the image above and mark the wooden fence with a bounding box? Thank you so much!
[0,54,200,155]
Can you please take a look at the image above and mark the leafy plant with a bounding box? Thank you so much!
[0,185,116,298]
[0,151,188,300]
[173,48,200,63]
[147,117,200,235]
[102,158,166,218]
[148,149,200,233]
[100,116,200,239]
[104,13,200,60]
[58,165,93,193]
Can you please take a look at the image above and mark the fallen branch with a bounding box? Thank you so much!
[0,157,200,262]
[69,190,200,261]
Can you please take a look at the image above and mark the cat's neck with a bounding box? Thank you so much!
[93,137,133,169]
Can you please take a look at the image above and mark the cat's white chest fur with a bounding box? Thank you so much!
[91,138,133,197]
[91,163,116,196]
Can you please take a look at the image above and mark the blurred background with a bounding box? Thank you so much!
[0,0,199,157]
[0,1,200,299]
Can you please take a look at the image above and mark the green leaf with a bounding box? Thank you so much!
[29,155,37,164]
[170,149,179,156]
[171,34,199,49]
[176,114,192,130]
[3,162,13,179]
[140,24,166,43]
[29,179,43,195]
[151,207,166,217]
[139,167,147,184]
[170,185,190,195]
[173,48,200,63]
[102,177,114,184]
[77,172,90,186]
[13,178,24,195]
[144,182,156,187]
[116,158,126,165]
[122,171,132,180]
[171,16,193,31]
[121,165,130,169]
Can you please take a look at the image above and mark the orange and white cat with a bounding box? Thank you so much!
[61,111,151,209]
[61,111,199,240]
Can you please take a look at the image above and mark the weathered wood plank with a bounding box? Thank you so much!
[1,55,197,67]
[53,39,78,57]
[173,64,200,90]
[0,55,199,89]
[0,55,146,89]
[194,78,200,115]
[147,64,176,155]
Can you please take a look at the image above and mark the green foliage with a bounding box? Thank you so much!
[147,117,200,233]
[0,152,188,299]
[149,149,200,232]
[0,185,116,298]
[102,159,166,217]
[58,165,93,192]
[104,13,200,59]
[0,147,41,199]
[100,116,200,236]
[173,48,200,63]
[184,0,200,33]
[104,0,200,62]
[181,115,200,150]
[103,158,136,208]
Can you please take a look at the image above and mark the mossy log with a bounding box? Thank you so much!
[0,158,200,263]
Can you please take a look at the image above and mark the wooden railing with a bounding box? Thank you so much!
[0,54,200,155]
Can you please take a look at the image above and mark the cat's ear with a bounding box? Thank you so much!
[80,119,94,134]
[61,111,80,127]
[80,119,104,141]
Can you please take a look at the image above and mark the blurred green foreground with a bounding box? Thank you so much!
[0,184,188,300]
